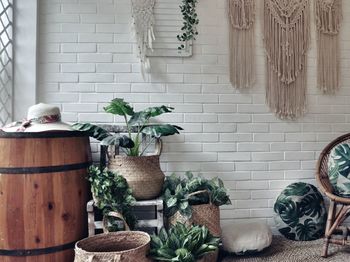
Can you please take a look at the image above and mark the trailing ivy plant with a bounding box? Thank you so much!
[177,0,199,50]
[72,98,183,156]
[88,165,137,231]
[163,171,231,218]
[150,223,220,262]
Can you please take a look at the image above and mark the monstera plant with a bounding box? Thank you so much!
[73,98,183,200]
[72,98,182,156]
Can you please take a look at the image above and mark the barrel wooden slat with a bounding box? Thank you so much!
[0,131,91,262]
[0,137,90,168]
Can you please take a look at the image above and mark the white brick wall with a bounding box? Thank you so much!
[38,0,350,229]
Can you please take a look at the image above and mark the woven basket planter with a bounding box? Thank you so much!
[168,190,221,237]
[168,203,221,236]
[74,231,152,262]
[108,155,165,200]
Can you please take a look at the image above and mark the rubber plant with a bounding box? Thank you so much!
[88,165,137,231]
[177,0,199,50]
[150,223,220,262]
[72,98,183,156]
[163,171,231,218]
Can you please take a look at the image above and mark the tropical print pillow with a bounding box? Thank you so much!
[328,143,350,197]
[274,182,327,241]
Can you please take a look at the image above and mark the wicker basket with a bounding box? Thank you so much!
[74,231,151,262]
[75,212,151,262]
[167,190,221,237]
[108,154,165,200]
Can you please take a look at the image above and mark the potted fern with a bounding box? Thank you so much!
[150,223,220,262]
[73,98,182,200]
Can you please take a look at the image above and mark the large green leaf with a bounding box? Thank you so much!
[141,124,183,138]
[72,123,110,141]
[295,219,318,241]
[283,182,310,196]
[72,123,134,148]
[128,106,174,127]
[300,192,324,218]
[274,199,300,227]
[103,98,134,116]
[332,144,350,179]
[101,135,134,148]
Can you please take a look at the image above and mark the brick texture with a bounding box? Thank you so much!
[38,0,350,230]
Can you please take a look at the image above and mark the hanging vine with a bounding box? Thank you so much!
[177,0,199,50]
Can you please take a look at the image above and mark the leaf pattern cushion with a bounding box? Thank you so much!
[274,182,327,241]
[328,143,350,197]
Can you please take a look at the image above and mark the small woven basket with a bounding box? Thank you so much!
[168,190,221,237]
[74,231,151,262]
[74,212,152,262]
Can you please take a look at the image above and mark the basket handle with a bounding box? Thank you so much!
[154,138,163,156]
[88,254,121,262]
[102,211,130,233]
[188,190,212,204]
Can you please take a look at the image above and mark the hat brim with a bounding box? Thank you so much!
[2,122,74,132]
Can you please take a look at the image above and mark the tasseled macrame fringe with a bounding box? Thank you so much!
[229,0,256,89]
[315,0,342,94]
[131,0,156,80]
[264,0,310,119]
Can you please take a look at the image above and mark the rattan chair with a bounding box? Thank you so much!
[316,133,350,257]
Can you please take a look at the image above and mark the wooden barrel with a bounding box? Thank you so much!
[0,131,91,262]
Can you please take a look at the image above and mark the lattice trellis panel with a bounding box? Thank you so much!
[0,0,12,127]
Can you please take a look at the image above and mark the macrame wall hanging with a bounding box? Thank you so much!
[315,0,342,94]
[228,0,256,89]
[264,0,310,119]
[131,0,156,79]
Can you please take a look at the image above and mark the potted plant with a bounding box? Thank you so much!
[150,223,220,262]
[88,165,137,231]
[163,172,231,237]
[73,98,183,200]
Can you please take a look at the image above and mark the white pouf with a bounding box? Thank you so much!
[221,222,272,255]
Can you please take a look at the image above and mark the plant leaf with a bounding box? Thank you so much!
[167,197,178,208]
[100,135,134,148]
[128,106,174,127]
[141,124,182,138]
[104,98,134,116]
[72,123,110,141]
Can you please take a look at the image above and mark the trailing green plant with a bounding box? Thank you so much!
[88,165,137,231]
[150,223,220,262]
[177,0,199,50]
[72,98,183,156]
[163,171,231,218]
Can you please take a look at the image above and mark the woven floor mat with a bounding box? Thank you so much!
[221,236,350,262]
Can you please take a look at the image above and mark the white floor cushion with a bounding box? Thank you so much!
[221,222,272,255]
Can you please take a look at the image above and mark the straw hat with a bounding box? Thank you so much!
[2,103,73,132]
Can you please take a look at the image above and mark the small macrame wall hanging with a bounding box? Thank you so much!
[264,0,310,119]
[315,0,342,94]
[131,0,156,78]
[228,0,256,89]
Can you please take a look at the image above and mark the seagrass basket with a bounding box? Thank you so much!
[74,231,151,262]
[108,154,165,200]
[75,212,151,262]
[167,190,221,237]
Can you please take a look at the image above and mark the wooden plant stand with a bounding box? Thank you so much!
[87,198,164,236]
